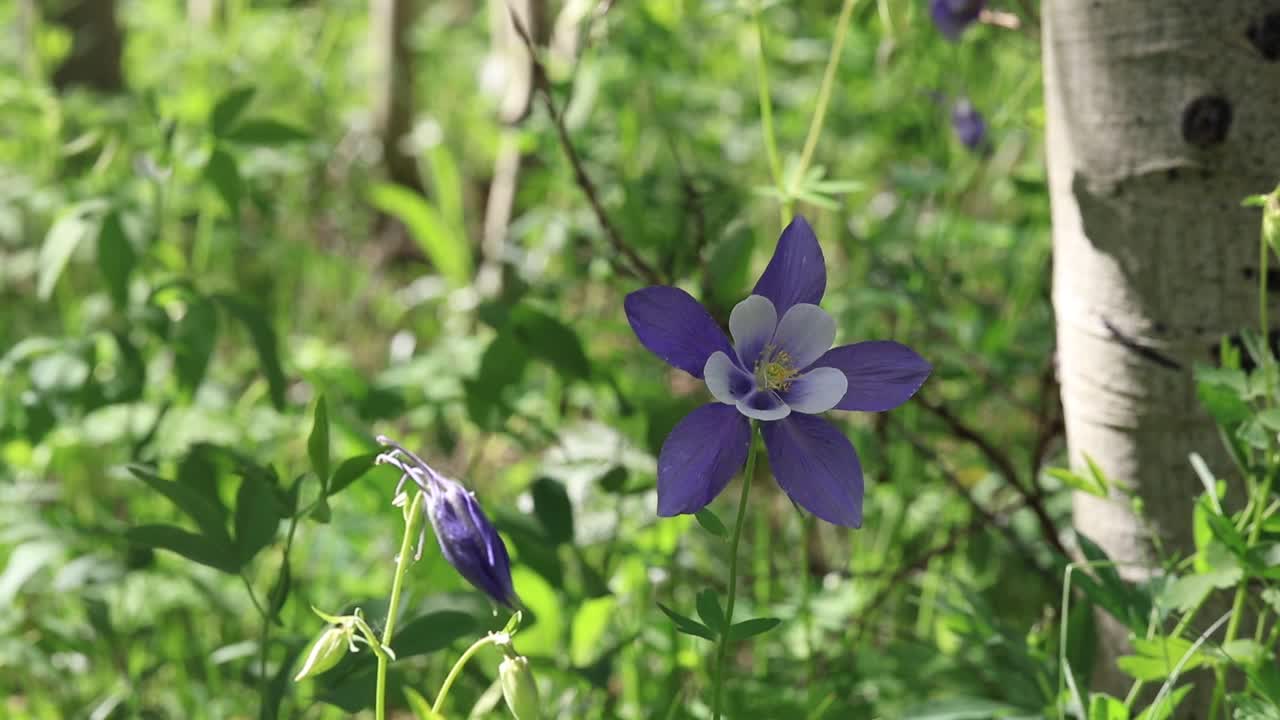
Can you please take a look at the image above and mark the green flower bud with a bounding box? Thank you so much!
[294,624,351,682]
[1264,191,1280,260]
[499,655,541,720]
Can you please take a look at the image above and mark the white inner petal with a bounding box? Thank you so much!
[704,351,751,405]
[729,294,778,369]
[770,303,836,370]
[781,367,848,414]
[735,391,791,421]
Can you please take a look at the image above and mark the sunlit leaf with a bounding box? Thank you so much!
[368,182,472,285]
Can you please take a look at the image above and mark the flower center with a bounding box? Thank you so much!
[754,344,798,391]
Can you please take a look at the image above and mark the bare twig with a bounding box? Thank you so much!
[916,395,1069,557]
[506,7,663,285]
[889,416,1058,585]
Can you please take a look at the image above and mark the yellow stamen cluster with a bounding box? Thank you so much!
[755,346,799,391]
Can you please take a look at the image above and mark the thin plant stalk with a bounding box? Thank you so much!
[788,0,858,213]
[711,423,760,720]
[375,490,424,720]
[751,2,785,229]
[431,635,498,716]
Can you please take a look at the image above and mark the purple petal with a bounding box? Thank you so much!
[704,351,755,405]
[736,390,791,421]
[761,414,863,527]
[625,286,733,378]
[752,216,826,316]
[811,341,931,412]
[428,480,519,607]
[930,0,984,40]
[656,404,752,516]
[780,367,847,414]
[771,303,836,370]
[729,295,777,369]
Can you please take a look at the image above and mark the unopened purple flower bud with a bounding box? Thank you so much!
[951,98,987,150]
[930,0,984,41]
[427,477,519,608]
[376,436,518,608]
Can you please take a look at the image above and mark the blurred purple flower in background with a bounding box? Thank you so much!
[377,437,518,607]
[930,0,985,40]
[624,217,931,528]
[951,98,987,149]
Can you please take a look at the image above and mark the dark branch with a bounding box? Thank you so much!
[506,7,663,285]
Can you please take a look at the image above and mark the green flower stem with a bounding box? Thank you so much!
[375,490,424,720]
[788,0,858,212]
[431,635,498,716]
[1209,462,1275,720]
[712,423,760,720]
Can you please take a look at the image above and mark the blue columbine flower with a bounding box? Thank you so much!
[930,0,984,41]
[624,216,931,528]
[376,436,518,607]
[951,98,987,149]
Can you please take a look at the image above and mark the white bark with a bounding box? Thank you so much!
[1045,0,1280,705]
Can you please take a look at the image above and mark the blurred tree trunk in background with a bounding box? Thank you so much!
[370,0,423,193]
[479,0,546,296]
[188,0,216,27]
[1044,0,1280,708]
[46,0,124,92]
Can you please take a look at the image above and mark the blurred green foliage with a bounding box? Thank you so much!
[2,1,1273,719]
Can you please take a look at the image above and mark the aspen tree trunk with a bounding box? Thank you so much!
[1044,1,1280,709]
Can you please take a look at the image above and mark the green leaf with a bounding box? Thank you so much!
[1134,685,1192,720]
[204,146,242,216]
[173,293,218,396]
[728,617,781,641]
[530,477,574,545]
[392,611,477,658]
[901,697,1025,719]
[1219,639,1265,667]
[508,305,591,381]
[211,86,256,136]
[1117,636,1207,681]
[128,465,231,544]
[1087,694,1129,720]
[38,207,98,300]
[368,183,472,285]
[694,508,728,538]
[268,559,291,616]
[96,211,135,308]
[1157,566,1241,614]
[403,687,445,720]
[308,395,331,490]
[695,589,724,634]
[1047,467,1107,498]
[212,293,287,411]
[656,602,715,641]
[707,230,754,308]
[427,145,464,232]
[571,596,617,667]
[328,453,380,498]
[225,119,310,145]
[234,471,280,566]
[126,524,238,573]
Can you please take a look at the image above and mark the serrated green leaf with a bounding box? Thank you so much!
[368,183,472,285]
[1134,685,1191,720]
[1088,694,1128,720]
[126,523,238,573]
